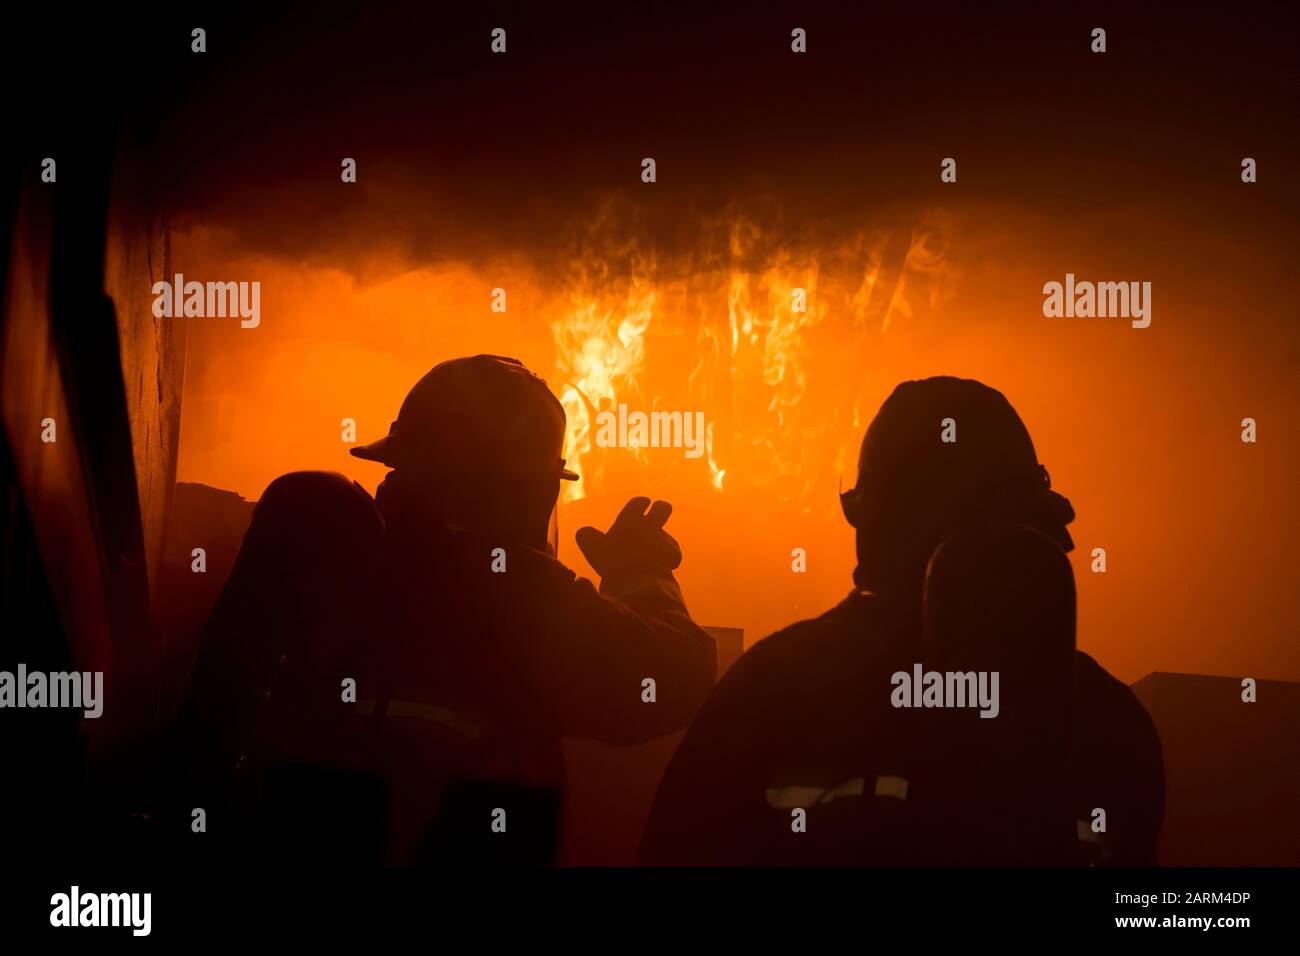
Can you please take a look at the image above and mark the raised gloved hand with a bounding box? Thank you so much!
[575,496,683,579]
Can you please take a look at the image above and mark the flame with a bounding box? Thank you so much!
[552,269,655,501]
[548,215,954,507]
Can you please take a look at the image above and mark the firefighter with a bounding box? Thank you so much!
[169,470,388,863]
[174,356,715,864]
[349,354,716,861]
[639,376,1164,866]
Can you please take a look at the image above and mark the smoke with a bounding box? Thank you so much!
[155,2,1300,684]
[130,1,1296,281]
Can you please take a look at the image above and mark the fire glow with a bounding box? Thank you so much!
[172,211,958,651]
[171,211,958,519]
[171,199,1297,685]
[544,216,957,504]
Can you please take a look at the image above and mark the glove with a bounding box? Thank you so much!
[575,496,683,579]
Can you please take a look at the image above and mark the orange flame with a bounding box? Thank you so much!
[548,215,955,506]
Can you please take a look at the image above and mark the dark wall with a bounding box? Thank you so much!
[1,113,187,843]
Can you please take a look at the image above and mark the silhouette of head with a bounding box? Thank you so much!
[352,355,577,547]
[201,471,384,711]
[247,470,385,570]
[841,377,1074,602]
[923,523,1076,674]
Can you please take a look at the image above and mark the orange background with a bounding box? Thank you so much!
[173,193,1298,685]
